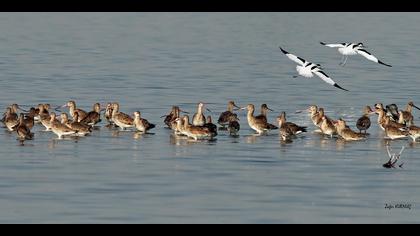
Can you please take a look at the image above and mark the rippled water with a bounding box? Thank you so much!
[0,13,420,223]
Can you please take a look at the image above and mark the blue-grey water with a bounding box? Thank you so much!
[0,13,419,223]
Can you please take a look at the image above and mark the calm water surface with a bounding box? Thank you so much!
[0,13,420,223]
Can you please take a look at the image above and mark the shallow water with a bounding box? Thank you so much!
[0,13,420,223]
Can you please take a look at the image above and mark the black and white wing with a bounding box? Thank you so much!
[279,47,306,66]
[313,70,349,91]
[320,42,346,48]
[356,49,392,67]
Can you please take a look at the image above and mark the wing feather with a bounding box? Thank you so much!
[279,47,305,66]
[357,49,392,67]
[320,42,346,48]
[313,70,349,91]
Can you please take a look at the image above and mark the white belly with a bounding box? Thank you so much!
[339,47,357,56]
[114,119,134,129]
[296,66,313,78]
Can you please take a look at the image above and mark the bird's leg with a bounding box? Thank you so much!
[386,145,392,158]
[340,56,349,67]
[339,55,345,65]
[398,146,405,156]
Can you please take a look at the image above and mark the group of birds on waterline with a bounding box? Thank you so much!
[2,99,420,146]
[1,42,418,168]
[280,42,392,91]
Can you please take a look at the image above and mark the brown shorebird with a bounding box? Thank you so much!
[202,116,218,136]
[112,103,134,130]
[3,107,19,131]
[16,113,34,144]
[163,106,180,128]
[163,106,188,130]
[39,104,54,131]
[174,117,187,136]
[308,105,323,127]
[398,101,419,126]
[383,116,409,140]
[356,106,374,134]
[2,104,22,125]
[255,104,274,123]
[408,126,420,142]
[105,103,114,125]
[192,102,211,126]
[277,112,307,136]
[50,112,77,139]
[35,104,50,123]
[227,114,240,136]
[63,101,88,122]
[320,116,337,138]
[182,115,216,140]
[218,101,241,127]
[61,113,92,136]
[384,116,406,130]
[80,103,102,126]
[243,104,277,134]
[133,111,156,133]
[334,118,366,141]
[374,104,388,131]
[17,107,36,130]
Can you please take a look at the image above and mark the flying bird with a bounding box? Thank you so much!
[320,42,392,67]
[279,47,349,91]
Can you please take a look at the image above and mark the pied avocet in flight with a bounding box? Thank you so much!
[279,47,349,91]
[320,42,392,67]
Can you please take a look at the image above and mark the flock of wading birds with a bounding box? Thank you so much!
[1,100,420,145]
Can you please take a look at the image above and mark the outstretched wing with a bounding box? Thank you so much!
[313,70,349,91]
[356,49,392,67]
[279,47,306,66]
[320,42,346,48]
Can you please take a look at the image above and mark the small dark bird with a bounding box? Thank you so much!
[227,114,240,136]
[356,106,374,134]
[218,101,241,127]
[163,106,189,129]
[80,103,102,126]
[256,104,278,130]
[203,116,218,136]
[16,113,34,145]
[277,112,307,142]
[255,104,274,123]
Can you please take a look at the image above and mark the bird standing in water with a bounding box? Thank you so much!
[356,106,374,134]
[16,113,34,145]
